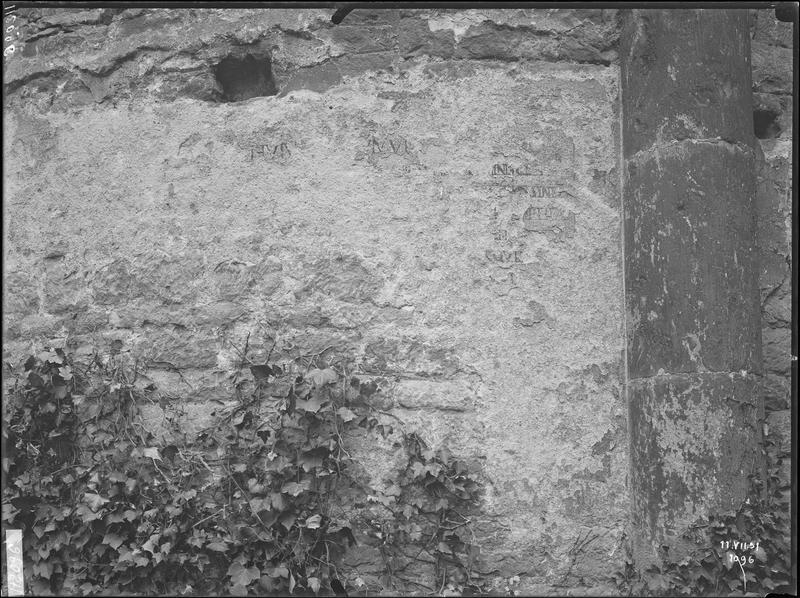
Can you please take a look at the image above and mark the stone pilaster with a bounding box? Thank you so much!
[620,8,765,556]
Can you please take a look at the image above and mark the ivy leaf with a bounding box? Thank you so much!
[142,534,160,555]
[28,372,45,388]
[296,393,327,414]
[337,407,357,422]
[271,492,287,511]
[723,552,736,570]
[289,572,296,594]
[300,447,328,472]
[410,461,426,478]
[75,504,103,522]
[279,512,297,531]
[250,365,273,381]
[385,484,402,497]
[38,351,62,364]
[753,546,767,562]
[305,514,322,529]
[206,542,228,552]
[142,447,161,461]
[307,368,338,387]
[109,471,127,483]
[33,561,54,579]
[102,532,125,550]
[227,562,261,586]
[249,497,270,512]
[268,566,289,578]
[308,577,321,594]
[82,492,109,512]
[282,480,310,497]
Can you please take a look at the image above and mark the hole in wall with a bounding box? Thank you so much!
[753,108,782,139]
[214,53,277,102]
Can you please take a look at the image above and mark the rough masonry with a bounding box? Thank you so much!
[2,6,793,594]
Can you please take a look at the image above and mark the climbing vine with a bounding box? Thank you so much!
[1,345,485,596]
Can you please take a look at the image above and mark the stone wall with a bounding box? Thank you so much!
[2,6,793,595]
[750,8,793,489]
[3,8,626,593]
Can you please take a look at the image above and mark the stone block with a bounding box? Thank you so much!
[396,17,455,58]
[763,372,790,411]
[296,255,383,304]
[39,9,113,28]
[621,10,754,156]
[132,329,219,369]
[332,52,394,79]
[327,24,395,54]
[212,259,276,302]
[762,286,792,328]
[43,258,92,315]
[629,372,762,549]
[3,271,40,317]
[751,41,794,95]
[392,379,475,412]
[361,337,461,378]
[752,8,794,48]
[625,143,761,377]
[279,63,342,95]
[765,409,791,456]
[762,326,791,375]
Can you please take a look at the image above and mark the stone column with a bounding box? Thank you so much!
[620,9,765,556]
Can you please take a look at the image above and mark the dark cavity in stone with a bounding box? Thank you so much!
[753,108,781,139]
[214,54,277,102]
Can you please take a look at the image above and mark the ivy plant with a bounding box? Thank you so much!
[1,346,485,596]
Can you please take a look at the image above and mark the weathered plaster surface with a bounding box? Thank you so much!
[3,7,626,591]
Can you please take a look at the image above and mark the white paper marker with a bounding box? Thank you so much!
[5,529,24,596]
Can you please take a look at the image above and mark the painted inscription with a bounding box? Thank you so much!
[367,135,411,156]
[485,249,524,263]
[355,133,414,166]
[491,163,533,177]
[248,141,292,161]
[523,205,576,240]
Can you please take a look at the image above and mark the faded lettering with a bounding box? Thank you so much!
[510,185,558,197]
[523,205,577,241]
[485,249,523,263]
[367,135,411,156]
[249,142,292,161]
[491,163,533,177]
[492,229,510,242]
